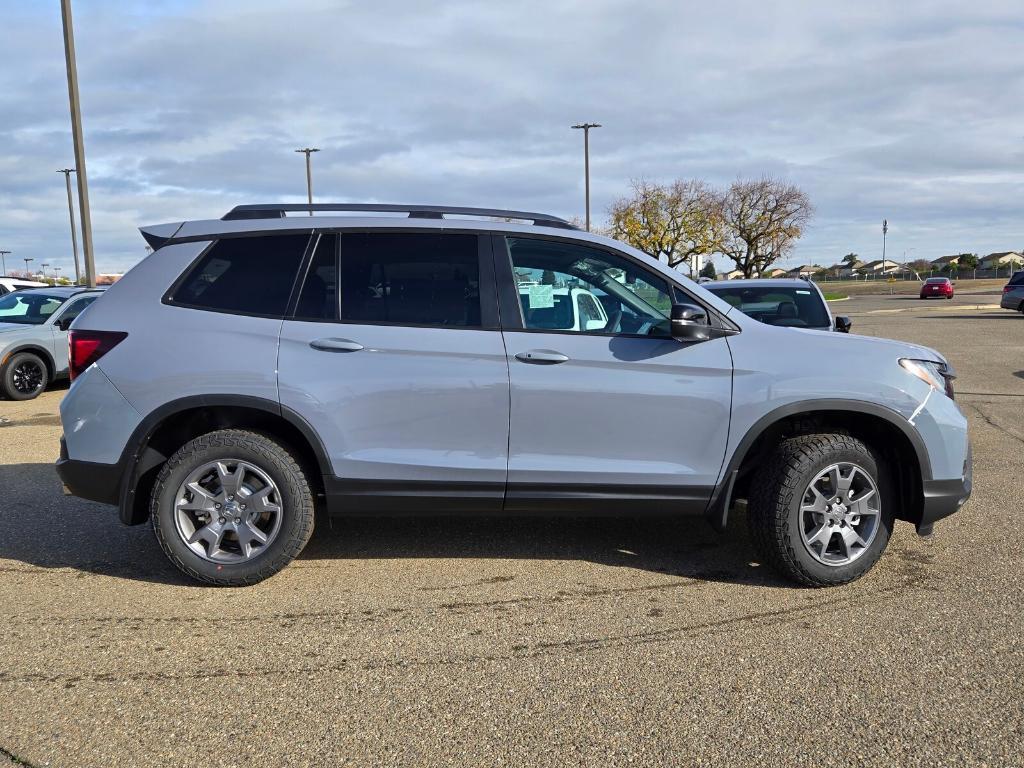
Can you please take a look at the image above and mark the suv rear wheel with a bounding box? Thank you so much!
[1,351,48,400]
[150,429,315,586]
[747,433,894,586]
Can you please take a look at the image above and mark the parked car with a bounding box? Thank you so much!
[999,270,1024,313]
[0,277,47,296]
[920,277,954,299]
[57,203,971,588]
[0,286,104,400]
[703,278,852,332]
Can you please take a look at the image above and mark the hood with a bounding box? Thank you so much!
[786,323,948,365]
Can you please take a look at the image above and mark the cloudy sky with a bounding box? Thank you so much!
[1,0,1022,275]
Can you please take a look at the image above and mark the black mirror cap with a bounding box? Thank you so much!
[670,303,712,342]
[835,315,852,333]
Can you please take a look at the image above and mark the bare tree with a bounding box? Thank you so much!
[719,177,814,278]
[608,179,722,275]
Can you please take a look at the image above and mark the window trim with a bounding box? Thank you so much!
[284,230,499,331]
[50,295,97,325]
[162,233,315,320]
[491,233,735,339]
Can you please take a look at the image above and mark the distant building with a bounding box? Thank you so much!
[96,273,124,285]
[979,251,1024,270]
[786,265,818,278]
[860,259,902,275]
[929,255,962,269]
[764,267,788,278]
[718,268,745,280]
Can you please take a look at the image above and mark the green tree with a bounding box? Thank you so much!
[842,252,859,266]
[608,179,723,275]
[958,253,978,270]
[700,259,717,280]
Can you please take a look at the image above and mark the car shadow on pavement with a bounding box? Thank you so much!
[0,462,788,588]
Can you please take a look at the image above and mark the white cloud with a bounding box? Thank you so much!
[1,0,1022,272]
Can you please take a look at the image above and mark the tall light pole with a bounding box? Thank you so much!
[882,219,888,267]
[571,123,601,231]
[23,258,33,276]
[294,148,320,214]
[57,168,81,283]
[0,250,9,276]
[41,263,50,281]
[60,0,96,288]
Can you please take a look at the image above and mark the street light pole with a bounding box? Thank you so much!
[571,123,601,231]
[882,219,888,268]
[23,258,33,276]
[57,168,81,283]
[60,0,96,288]
[294,148,320,214]
[41,263,50,281]
[0,251,9,276]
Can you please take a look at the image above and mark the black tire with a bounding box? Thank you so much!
[1,351,48,400]
[746,433,894,587]
[150,429,315,586]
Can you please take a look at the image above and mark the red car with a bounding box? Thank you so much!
[920,277,954,299]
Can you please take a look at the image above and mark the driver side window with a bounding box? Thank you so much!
[506,237,673,336]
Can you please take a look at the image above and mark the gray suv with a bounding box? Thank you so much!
[56,204,972,587]
[1001,270,1024,313]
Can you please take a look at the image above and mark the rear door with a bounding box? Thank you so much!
[495,235,733,513]
[277,231,510,512]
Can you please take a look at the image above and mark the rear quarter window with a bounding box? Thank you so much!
[169,234,310,317]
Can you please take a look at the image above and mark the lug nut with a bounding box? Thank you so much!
[240,504,246,510]
[215,503,221,509]
[228,495,234,501]
[233,517,241,524]
[218,517,225,524]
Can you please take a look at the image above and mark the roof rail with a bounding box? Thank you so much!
[221,203,577,229]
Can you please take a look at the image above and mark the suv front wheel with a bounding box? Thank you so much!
[150,429,315,586]
[747,433,894,586]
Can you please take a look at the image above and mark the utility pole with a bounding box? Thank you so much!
[294,148,320,214]
[571,123,601,231]
[57,168,81,283]
[0,251,9,276]
[60,0,96,288]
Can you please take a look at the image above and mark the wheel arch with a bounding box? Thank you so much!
[706,399,929,531]
[117,395,331,525]
[1,343,58,380]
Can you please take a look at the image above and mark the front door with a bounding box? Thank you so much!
[496,235,733,513]
[278,231,510,512]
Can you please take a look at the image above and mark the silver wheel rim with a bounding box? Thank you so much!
[173,459,283,563]
[799,462,880,567]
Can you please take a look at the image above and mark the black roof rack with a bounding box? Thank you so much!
[221,203,577,229]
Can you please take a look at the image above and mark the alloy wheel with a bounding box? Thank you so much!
[11,360,44,394]
[173,459,284,563]
[798,462,880,566]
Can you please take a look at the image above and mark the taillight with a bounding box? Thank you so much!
[1005,285,1012,293]
[69,330,127,381]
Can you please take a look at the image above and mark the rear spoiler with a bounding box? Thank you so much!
[139,222,184,251]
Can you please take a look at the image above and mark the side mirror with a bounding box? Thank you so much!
[55,317,73,331]
[834,315,852,333]
[670,303,712,342]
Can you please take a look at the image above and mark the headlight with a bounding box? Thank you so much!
[899,358,955,399]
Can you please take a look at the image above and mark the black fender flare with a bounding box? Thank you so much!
[116,394,333,524]
[704,398,932,531]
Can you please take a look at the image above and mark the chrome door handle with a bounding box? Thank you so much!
[310,337,364,353]
[515,349,569,364]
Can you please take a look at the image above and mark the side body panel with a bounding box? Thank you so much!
[75,241,288,420]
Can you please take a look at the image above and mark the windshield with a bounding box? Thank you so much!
[706,285,831,329]
[925,278,949,284]
[0,292,66,325]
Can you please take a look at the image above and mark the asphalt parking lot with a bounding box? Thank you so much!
[1,293,1021,767]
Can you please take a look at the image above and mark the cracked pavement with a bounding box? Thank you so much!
[0,293,1021,767]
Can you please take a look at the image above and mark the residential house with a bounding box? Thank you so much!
[786,265,817,278]
[979,251,1024,270]
[764,267,788,278]
[929,255,962,270]
[718,268,745,280]
[860,259,903,275]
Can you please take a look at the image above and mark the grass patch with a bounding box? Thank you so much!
[823,292,847,301]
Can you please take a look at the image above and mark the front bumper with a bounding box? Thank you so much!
[56,437,121,506]
[917,444,972,535]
